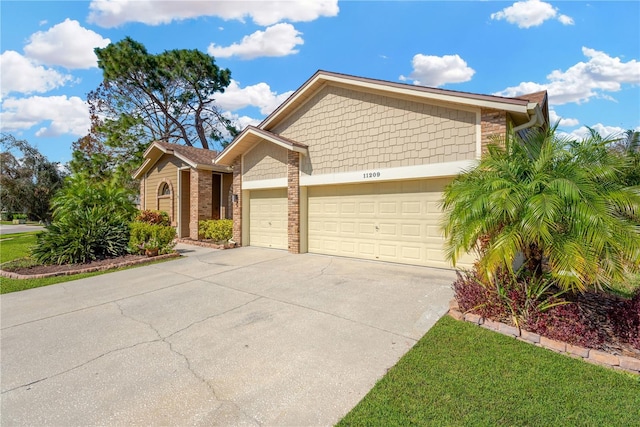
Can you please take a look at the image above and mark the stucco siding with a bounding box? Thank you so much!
[271,85,477,176]
[243,140,288,181]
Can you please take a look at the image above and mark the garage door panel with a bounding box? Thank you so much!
[308,180,474,268]
[249,189,287,250]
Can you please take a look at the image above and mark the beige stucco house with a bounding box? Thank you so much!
[213,70,548,269]
[133,141,233,239]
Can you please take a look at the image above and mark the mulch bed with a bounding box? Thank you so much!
[1,252,180,279]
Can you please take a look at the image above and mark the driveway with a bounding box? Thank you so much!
[1,245,455,426]
[0,224,45,235]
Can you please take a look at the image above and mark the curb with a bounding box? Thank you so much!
[448,299,640,375]
[175,238,237,250]
[0,252,180,280]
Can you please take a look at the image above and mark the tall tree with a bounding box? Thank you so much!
[91,37,238,151]
[0,134,66,222]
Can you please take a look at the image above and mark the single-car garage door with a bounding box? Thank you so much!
[308,178,471,269]
[249,188,288,249]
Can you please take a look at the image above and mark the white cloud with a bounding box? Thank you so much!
[0,51,73,97]
[494,47,640,105]
[216,80,293,115]
[491,0,574,28]
[88,0,339,27]
[549,110,579,127]
[1,95,90,137]
[560,124,630,141]
[399,53,475,87]
[208,23,303,59]
[24,19,110,69]
[223,112,261,130]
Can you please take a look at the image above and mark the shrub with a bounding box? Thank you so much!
[32,176,135,265]
[12,213,27,220]
[608,290,640,350]
[135,209,170,226]
[129,222,176,254]
[525,302,605,348]
[32,207,131,264]
[198,219,233,241]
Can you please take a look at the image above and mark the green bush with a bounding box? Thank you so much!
[198,219,233,241]
[32,175,135,265]
[135,209,170,226]
[129,222,176,254]
[12,213,27,220]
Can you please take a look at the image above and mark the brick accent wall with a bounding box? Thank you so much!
[139,179,145,210]
[189,169,213,240]
[232,156,242,244]
[287,151,300,254]
[480,108,508,153]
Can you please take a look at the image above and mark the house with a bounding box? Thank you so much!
[133,141,233,239]
[214,70,548,269]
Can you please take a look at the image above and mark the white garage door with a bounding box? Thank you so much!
[249,188,288,249]
[308,178,472,269]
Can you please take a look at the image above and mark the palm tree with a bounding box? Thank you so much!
[441,125,640,293]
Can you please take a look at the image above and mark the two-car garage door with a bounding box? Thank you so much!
[249,179,471,268]
[308,178,458,269]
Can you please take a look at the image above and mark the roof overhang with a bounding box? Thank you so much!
[259,70,536,131]
[215,126,308,167]
[132,141,230,179]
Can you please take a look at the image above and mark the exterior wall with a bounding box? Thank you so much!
[243,140,288,181]
[143,154,186,223]
[222,173,234,219]
[189,169,213,240]
[287,151,300,254]
[232,156,243,244]
[270,85,477,176]
[480,108,509,153]
[180,170,190,238]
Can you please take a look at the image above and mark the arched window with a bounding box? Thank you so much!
[159,182,171,196]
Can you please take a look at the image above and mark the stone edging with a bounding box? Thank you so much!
[175,238,237,250]
[0,252,180,280]
[448,299,640,375]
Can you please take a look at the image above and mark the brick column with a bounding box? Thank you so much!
[480,108,508,154]
[232,156,242,245]
[189,169,213,240]
[287,151,300,254]
[139,179,145,210]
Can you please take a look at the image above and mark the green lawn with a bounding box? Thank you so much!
[338,316,640,426]
[0,231,175,294]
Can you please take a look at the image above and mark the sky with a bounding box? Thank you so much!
[1,0,639,164]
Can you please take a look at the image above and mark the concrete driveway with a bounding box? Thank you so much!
[0,224,45,235]
[1,244,455,426]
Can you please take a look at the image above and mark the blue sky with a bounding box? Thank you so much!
[1,0,639,164]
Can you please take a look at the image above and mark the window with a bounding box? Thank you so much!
[159,182,171,196]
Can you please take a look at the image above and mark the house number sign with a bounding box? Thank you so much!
[363,171,381,179]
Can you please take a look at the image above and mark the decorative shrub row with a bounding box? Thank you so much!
[129,222,176,255]
[198,219,233,242]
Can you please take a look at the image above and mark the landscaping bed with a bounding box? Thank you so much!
[1,252,179,279]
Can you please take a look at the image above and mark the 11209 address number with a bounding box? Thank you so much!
[363,171,381,179]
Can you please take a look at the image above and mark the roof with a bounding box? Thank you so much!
[215,126,308,166]
[214,70,548,167]
[132,141,230,179]
[259,70,544,131]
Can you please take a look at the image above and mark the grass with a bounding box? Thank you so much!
[0,231,175,294]
[338,316,640,426]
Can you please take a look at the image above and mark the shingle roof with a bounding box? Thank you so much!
[154,141,219,165]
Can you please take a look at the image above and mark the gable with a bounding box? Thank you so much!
[271,84,478,176]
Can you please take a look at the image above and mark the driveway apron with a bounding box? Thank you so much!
[1,244,455,426]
